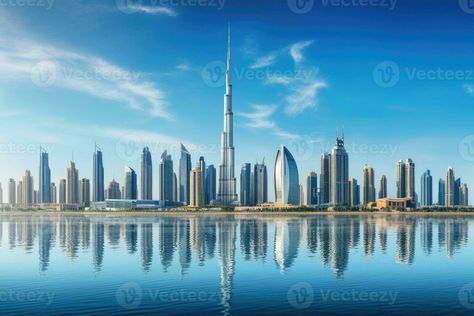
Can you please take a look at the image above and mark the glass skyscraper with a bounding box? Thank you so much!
[420,170,433,207]
[141,147,153,200]
[274,145,299,205]
[93,145,104,202]
[39,148,51,203]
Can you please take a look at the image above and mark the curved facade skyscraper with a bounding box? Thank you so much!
[274,145,299,205]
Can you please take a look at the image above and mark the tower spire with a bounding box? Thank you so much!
[226,23,231,87]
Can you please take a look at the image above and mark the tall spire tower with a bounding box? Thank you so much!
[216,25,238,206]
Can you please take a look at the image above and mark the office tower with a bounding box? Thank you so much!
[349,177,360,207]
[305,172,318,205]
[199,156,206,203]
[159,151,174,201]
[0,183,2,204]
[59,179,66,204]
[299,184,304,205]
[330,133,349,206]
[67,161,79,204]
[405,159,415,200]
[38,148,51,203]
[320,153,331,205]
[240,163,252,206]
[79,178,91,207]
[190,167,204,207]
[362,164,376,205]
[8,179,16,206]
[460,184,469,206]
[179,144,192,205]
[438,179,445,206]
[445,167,455,207]
[123,167,138,200]
[216,27,238,206]
[173,172,178,202]
[274,145,299,205]
[396,160,406,198]
[141,147,153,200]
[93,145,104,202]
[205,165,216,205]
[34,190,38,204]
[16,181,22,207]
[454,178,461,206]
[22,170,34,207]
[378,175,387,199]
[253,161,268,205]
[106,179,121,199]
[51,182,57,203]
[420,170,433,207]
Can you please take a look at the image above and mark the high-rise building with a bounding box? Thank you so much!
[274,145,299,205]
[67,161,79,204]
[378,175,387,199]
[199,156,206,203]
[216,27,238,206]
[179,144,192,205]
[240,163,252,206]
[39,148,51,203]
[396,159,415,200]
[299,184,304,205]
[8,179,16,206]
[51,182,57,204]
[79,178,91,207]
[93,145,104,202]
[173,172,178,202]
[396,160,406,198]
[159,150,174,202]
[362,164,376,205]
[190,167,204,207]
[445,167,455,207]
[106,179,121,199]
[305,172,318,205]
[59,179,66,204]
[460,183,469,206]
[16,181,23,207]
[420,170,433,207]
[141,147,153,200]
[349,177,360,207]
[0,183,3,204]
[320,153,331,205]
[22,170,34,207]
[454,178,461,206]
[123,167,137,200]
[205,165,216,205]
[330,134,349,206]
[253,161,268,205]
[438,179,445,206]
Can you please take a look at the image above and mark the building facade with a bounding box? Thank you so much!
[274,145,299,205]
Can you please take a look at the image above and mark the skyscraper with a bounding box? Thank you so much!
[8,178,16,206]
[274,145,299,205]
[216,27,238,206]
[79,178,91,207]
[349,177,360,207]
[106,179,121,199]
[141,147,153,200]
[420,170,433,207]
[240,163,252,206]
[454,178,461,206]
[378,175,387,199]
[320,153,331,205]
[93,145,104,202]
[330,134,349,206]
[0,183,3,204]
[405,159,415,200]
[445,167,455,207]
[159,150,174,202]
[22,170,34,207]
[190,167,204,207]
[16,181,23,207]
[396,160,406,198]
[199,156,206,203]
[123,166,138,200]
[179,144,192,205]
[205,165,216,205]
[305,172,318,206]
[253,161,268,205]
[51,182,57,204]
[362,164,376,205]
[67,161,79,204]
[438,179,445,206]
[460,184,469,206]
[39,148,51,203]
[59,179,66,204]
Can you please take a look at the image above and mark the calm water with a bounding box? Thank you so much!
[1,213,474,315]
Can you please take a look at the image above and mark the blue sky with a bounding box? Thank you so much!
[1,0,474,201]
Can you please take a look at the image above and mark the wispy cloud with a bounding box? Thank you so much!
[239,104,300,140]
[125,4,177,16]
[289,40,314,64]
[250,52,278,69]
[464,84,474,95]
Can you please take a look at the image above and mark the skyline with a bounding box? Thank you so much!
[1,0,474,201]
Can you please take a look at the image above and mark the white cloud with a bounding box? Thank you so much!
[249,52,278,69]
[464,84,474,95]
[285,80,327,115]
[289,40,314,64]
[126,4,177,16]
